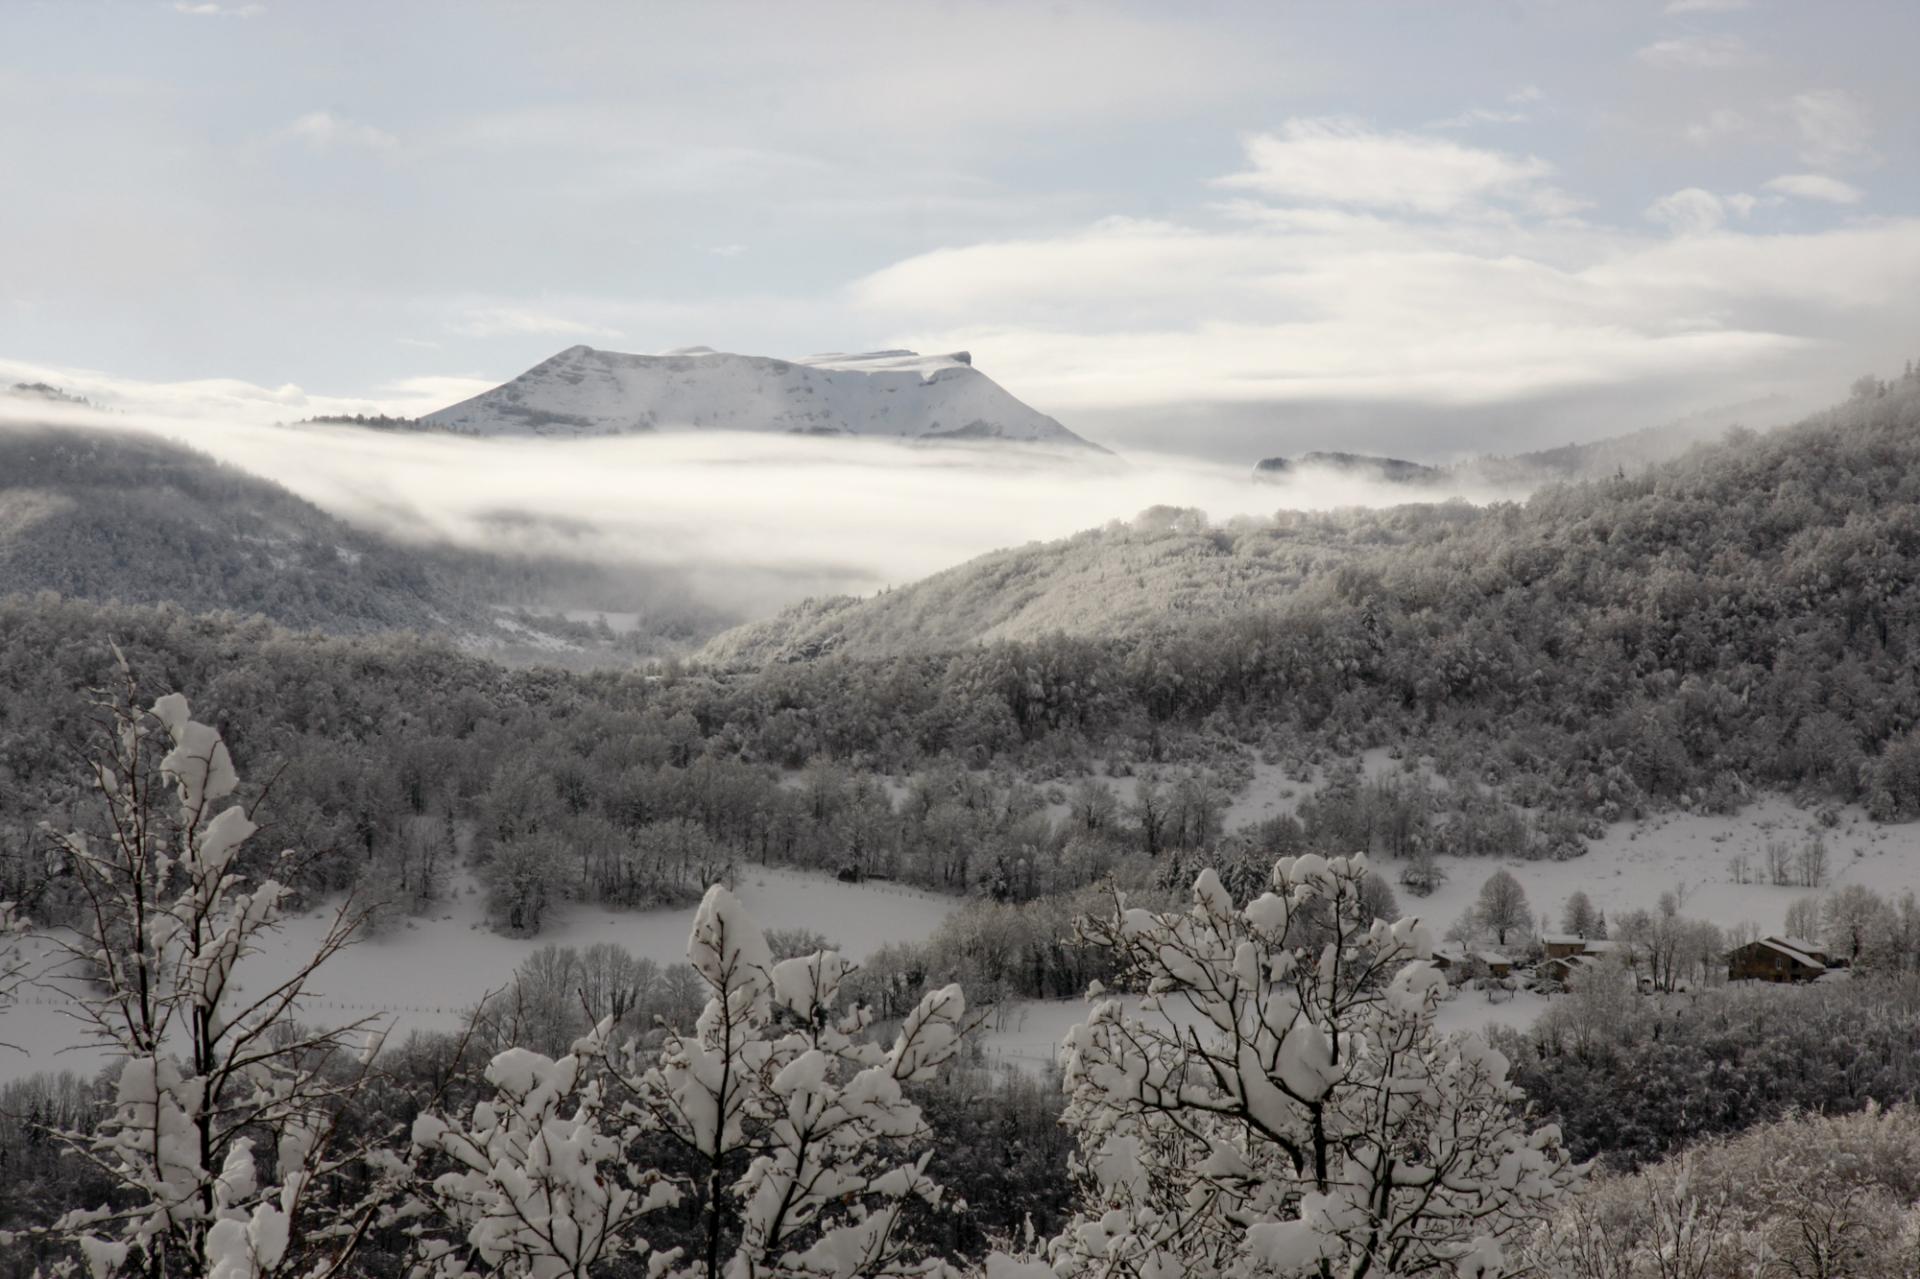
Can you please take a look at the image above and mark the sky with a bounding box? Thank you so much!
[4,0,1918,462]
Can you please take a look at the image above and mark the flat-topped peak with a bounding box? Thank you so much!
[419,343,1100,448]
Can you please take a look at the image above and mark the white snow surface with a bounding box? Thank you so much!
[1394,795,1920,944]
[981,779,1920,1068]
[0,866,954,1084]
[1223,756,1920,940]
[420,344,1097,447]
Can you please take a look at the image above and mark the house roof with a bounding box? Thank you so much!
[1747,937,1826,970]
[1541,934,1617,952]
[1775,935,1826,957]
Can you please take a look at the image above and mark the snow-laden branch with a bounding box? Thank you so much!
[36,667,380,1279]
[1010,852,1579,1279]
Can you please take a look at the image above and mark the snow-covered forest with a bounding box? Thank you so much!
[0,373,1917,1276]
[7,2,1920,1271]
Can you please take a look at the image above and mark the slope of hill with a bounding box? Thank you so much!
[420,344,1099,447]
[0,423,733,655]
[704,376,1919,673]
[1247,397,1799,490]
[1460,394,1798,485]
[699,501,1485,666]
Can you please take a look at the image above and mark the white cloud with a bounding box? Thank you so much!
[1685,108,1751,147]
[1426,106,1530,130]
[709,244,747,258]
[1786,90,1875,167]
[1664,0,1750,12]
[848,133,1920,419]
[1215,118,1565,216]
[1636,35,1763,69]
[280,110,397,153]
[1764,173,1866,204]
[1645,187,1729,236]
[172,2,264,15]
[453,307,625,340]
[0,356,492,423]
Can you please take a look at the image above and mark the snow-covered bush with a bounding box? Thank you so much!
[1518,1103,1920,1279]
[396,883,971,1279]
[399,1020,681,1279]
[39,671,378,1278]
[1024,853,1577,1278]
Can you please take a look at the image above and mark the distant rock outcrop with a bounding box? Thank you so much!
[1253,452,1443,484]
[6,382,91,407]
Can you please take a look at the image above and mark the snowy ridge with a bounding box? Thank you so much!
[421,344,1099,447]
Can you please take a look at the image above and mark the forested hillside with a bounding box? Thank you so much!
[0,424,733,657]
[3,379,1920,1279]
[3,374,1919,957]
[701,502,1477,665]
[699,375,1920,822]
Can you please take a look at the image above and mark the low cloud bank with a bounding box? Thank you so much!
[0,400,1527,620]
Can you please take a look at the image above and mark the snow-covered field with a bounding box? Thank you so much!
[12,757,1915,1086]
[981,769,1920,1072]
[1223,749,1405,830]
[0,865,955,1084]
[1220,753,1920,940]
[1407,795,1917,941]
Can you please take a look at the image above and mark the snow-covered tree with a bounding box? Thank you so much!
[1474,871,1530,948]
[398,1019,681,1279]
[1027,854,1578,1279]
[40,672,377,1279]
[1558,892,1599,939]
[395,883,971,1279]
[627,884,969,1279]
[1821,884,1892,968]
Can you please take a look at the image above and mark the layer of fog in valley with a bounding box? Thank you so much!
[0,398,1535,622]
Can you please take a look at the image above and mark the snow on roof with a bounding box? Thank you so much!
[1475,952,1510,965]
[1752,937,1826,969]
[1582,939,1618,953]
[1775,935,1826,956]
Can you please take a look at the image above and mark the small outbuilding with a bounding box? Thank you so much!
[1727,936,1828,983]
[1538,954,1593,985]
[1542,934,1618,961]
[1475,952,1514,979]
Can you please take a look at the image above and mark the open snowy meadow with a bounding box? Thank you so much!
[2,864,952,1083]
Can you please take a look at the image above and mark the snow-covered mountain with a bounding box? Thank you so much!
[420,344,1100,448]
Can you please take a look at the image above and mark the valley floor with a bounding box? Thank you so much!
[0,864,952,1083]
[8,761,1915,1086]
